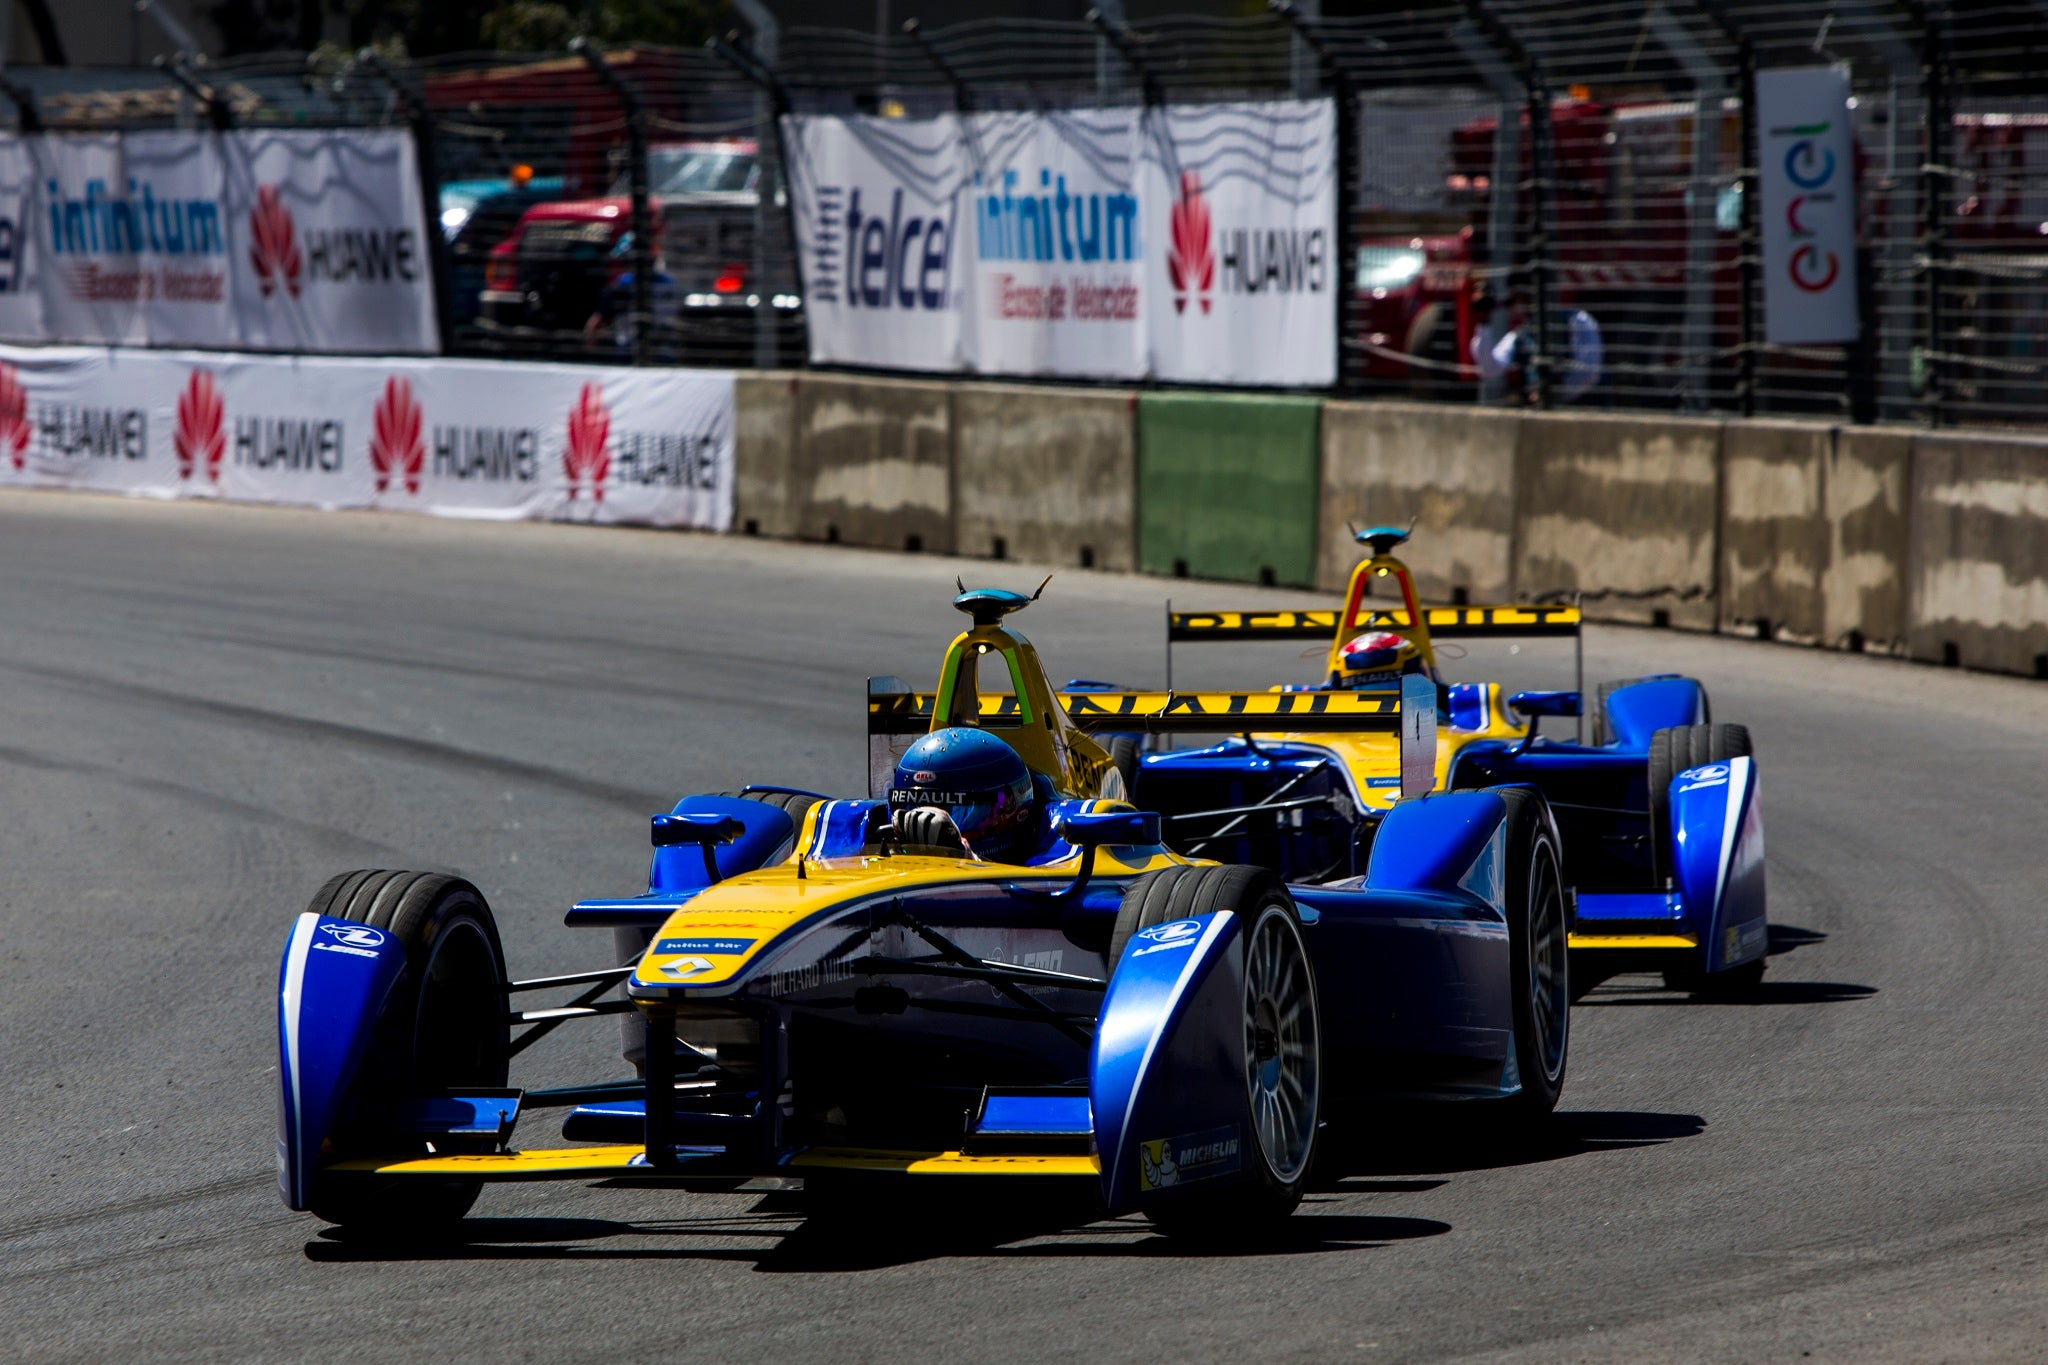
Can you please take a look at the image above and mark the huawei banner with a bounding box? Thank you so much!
[0,129,438,354]
[785,101,1336,386]
[1756,67,1860,346]
[0,346,733,531]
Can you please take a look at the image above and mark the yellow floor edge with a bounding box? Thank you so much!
[1568,932,1700,950]
[323,1144,1101,1179]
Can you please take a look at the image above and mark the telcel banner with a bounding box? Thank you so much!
[0,345,732,530]
[1756,66,1859,346]
[0,129,439,354]
[786,101,1335,386]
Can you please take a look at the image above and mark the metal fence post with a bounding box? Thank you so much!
[357,50,456,357]
[712,32,805,370]
[1919,5,1952,426]
[1524,61,1555,409]
[574,40,653,368]
[1697,4,1758,417]
[1271,2,1351,389]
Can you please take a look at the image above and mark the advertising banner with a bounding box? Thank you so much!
[0,345,731,530]
[0,129,438,354]
[1756,66,1860,346]
[786,101,1335,385]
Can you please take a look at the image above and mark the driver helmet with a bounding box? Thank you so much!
[889,728,1039,862]
[1335,630,1424,687]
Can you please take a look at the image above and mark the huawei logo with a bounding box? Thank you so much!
[563,382,611,502]
[249,185,302,300]
[0,363,29,471]
[369,377,424,495]
[1167,170,1215,316]
[174,370,225,483]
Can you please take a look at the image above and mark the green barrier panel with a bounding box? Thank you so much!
[1137,392,1321,586]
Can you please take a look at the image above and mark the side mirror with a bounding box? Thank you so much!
[1508,689,1583,719]
[651,812,745,884]
[1056,810,1162,848]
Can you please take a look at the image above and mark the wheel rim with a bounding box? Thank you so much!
[1526,842,1568,1084]
[1243,905,1318,1184]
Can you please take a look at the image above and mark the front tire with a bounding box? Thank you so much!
[1496,788,1569,1126]
[1113,866,1321,1236]
[301,871,509,1231]
[1647,723,1753,887]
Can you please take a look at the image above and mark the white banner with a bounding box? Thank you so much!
[1756,67,1859,346]
[786,101,1334,386]
[0,346,732,530]
[0,129,438,354]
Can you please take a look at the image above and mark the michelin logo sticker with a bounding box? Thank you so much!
[1130,918,1202,957]
[1139,1125,1243,1191]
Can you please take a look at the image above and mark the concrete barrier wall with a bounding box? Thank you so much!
[733,371,802,539]
[1906,432,2048,675]
[954,383,1136,571]
[1515,412,1724,630]
[1719,421,1830,643]
[1824,427,1913,653]
[1318,401,1520,600]
[726,369,2048,681]
[1137,392,1321,586]
[792,374,955,553]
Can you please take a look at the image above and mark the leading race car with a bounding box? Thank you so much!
[1132,526,1768,997]
[276,586,1571,1239]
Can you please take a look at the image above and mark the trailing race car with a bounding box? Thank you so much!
[276,586,1571,1239]
[1135,526,1767,997]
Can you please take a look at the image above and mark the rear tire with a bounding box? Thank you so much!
[722,788,823,828]
[302,871,508,1231]
[1496,788,1569,1127]
[1113,866,1320,1238]
[1647,723,1752,887]
[1107,736,1141,802]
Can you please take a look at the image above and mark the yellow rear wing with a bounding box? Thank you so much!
[1167,604,1582,643]
[867,688,1401,737]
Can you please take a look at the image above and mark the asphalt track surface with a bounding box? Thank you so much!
[1,489,2044,1363]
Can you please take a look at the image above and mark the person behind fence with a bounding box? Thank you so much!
[585,232,680,360]
[1470,285,1522,405]
[1558,304,1603,404]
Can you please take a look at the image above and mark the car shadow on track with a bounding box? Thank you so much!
[1574,923,1875,1007]
[1319,1108,1706,1179]
[304,1192,1452,1271]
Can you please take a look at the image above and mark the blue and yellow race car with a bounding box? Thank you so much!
[276,586,1576,1239]
[1132,527,1768,997]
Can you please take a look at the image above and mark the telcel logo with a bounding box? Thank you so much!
[814,184,953,311]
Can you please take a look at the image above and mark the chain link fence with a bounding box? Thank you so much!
[6,1,2048,427]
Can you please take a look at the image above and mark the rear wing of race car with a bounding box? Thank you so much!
[867,679,1432,800]
[1165,603,1583,644]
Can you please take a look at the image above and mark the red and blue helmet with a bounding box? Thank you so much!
[889,728,1038,861]
[1337,630,1424,684]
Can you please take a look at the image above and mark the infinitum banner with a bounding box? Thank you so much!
[0,129,439,354]
[0,345,731,529]
[1755,66,1860,347]
[784,101,1335,386]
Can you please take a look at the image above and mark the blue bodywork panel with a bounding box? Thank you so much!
[649,795,796,893]
[1669,756,1767,970]
[1092,911,1245,1212]
[975,1093,1093,1136]
[1604,677,1707,748]
[275,912,407,1211]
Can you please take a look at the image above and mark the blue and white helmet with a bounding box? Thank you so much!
[889,728,1038,861]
